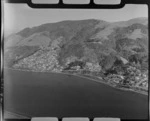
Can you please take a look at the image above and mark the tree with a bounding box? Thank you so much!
[129,54,139,64]
[114,58,123,66]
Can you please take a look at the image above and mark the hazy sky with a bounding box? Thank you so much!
[4,3,148,36]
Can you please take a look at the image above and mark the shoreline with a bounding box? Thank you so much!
[67,73,148,96]
[4,67,148,96]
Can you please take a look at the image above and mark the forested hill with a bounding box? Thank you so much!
[4,17,148,73]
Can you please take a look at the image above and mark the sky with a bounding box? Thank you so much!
[3,2,148,37]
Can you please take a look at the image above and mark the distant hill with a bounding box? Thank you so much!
[4,17,148,71]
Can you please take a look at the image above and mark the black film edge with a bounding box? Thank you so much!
[5,0,149,9]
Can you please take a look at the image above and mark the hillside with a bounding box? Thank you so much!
[4,18,148,70]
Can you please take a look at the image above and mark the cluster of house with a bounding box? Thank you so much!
[13,48,61,72]
[65,56,101,72]
[104,74,124,84]
[13,38,64,72]
[65,62,101,73]
[104,65,148,91]
[85,62,101,72]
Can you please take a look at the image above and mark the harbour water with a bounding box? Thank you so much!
[4,69,148,119]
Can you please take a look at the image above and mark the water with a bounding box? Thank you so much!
[4,69,148,119]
